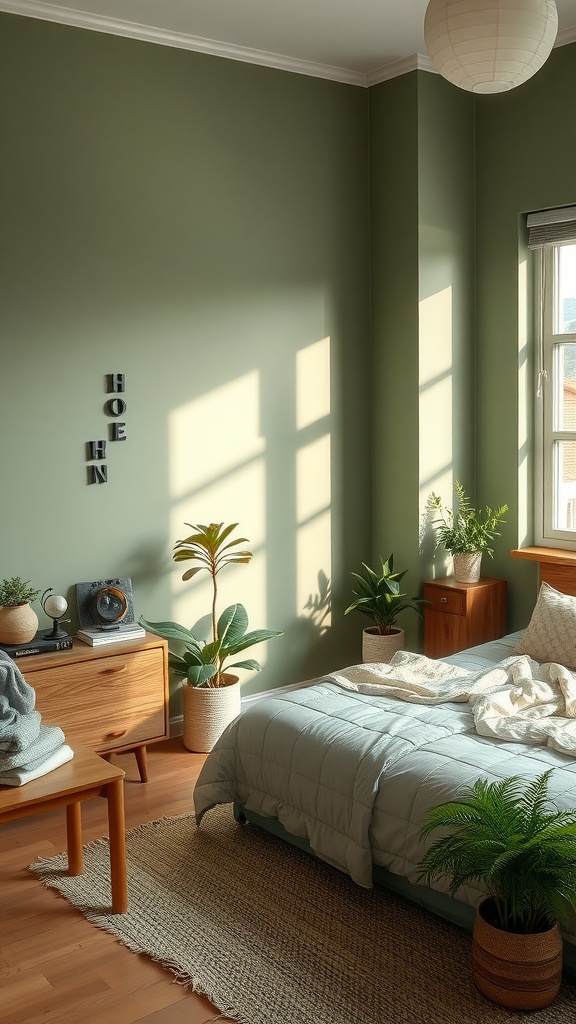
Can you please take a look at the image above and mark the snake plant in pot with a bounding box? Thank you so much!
[344,554,427,663]
[418,770,576,1010]
[140,522,282,752]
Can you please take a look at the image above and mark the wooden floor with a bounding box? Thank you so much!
[0,738,221,1024]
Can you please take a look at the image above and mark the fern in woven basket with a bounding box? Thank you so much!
[418,770,576,934]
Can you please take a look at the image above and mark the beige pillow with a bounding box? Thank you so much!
[514,582,576,668]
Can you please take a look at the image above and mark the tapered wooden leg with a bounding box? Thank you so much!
[106,778,127,913]
[65,801,83,875]
[134,745,148,783]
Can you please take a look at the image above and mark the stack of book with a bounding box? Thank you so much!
[76,622,146,646]
[0,632,74,659]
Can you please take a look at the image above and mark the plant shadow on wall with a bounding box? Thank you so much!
[303,569,331,636]
[140,522,283,753]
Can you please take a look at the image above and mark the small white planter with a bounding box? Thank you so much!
[362,627,404,664]
[452,552,482,583]
[182,674,241,752]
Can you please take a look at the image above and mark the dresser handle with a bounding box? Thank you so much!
[105,729,127,739]
[441,597,447,603]
[102,664,128,675]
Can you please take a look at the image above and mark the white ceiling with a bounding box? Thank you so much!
[1,0,576,86]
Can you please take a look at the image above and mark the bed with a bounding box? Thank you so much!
[193,576,576,975]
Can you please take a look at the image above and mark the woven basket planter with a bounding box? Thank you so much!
[0,602,39,644]
[182,674,241,753]
[362,627,404,664]
[472,898,562,1010]
[452,552,482,583]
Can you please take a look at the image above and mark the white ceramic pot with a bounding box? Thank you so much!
[452,552,482,583]
[182,674,241,752]
[362,627,404,664]
[0,603,39,644]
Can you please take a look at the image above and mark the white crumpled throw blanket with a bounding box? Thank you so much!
[328,650,576,758]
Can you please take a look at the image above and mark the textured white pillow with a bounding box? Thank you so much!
[514,582,576,668]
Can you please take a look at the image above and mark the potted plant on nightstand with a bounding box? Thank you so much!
[418,770,576,1010]
[140,522,282,752]
[426,482,508,583]
[0,577,41,645]
[344,554,427,663]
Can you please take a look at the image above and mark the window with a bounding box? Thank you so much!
[529,208,576,546]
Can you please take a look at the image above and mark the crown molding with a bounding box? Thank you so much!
[0,0,573,89]
[0,0,367,86]
[366,53,437,87]
[556,24,576,47]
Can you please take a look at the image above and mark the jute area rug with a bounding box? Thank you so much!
[31,804,576,1024]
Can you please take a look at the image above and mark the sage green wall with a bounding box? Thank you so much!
[475,43,576,629]
[369,71,475,649]
[0,14,371,711]
[369,74,420,646]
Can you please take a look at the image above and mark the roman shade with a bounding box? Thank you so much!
[527,206,576,248]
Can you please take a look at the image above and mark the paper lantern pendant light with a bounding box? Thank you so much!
[424,0,558,94]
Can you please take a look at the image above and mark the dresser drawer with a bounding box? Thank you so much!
[424,584,465,616]
[27,646,167,753]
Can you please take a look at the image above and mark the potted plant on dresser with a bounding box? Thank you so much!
[140,522,283,753]
[425,481,508,583]
[344,554,427,663]
[0,577,41,645]
[418,770,576,1010]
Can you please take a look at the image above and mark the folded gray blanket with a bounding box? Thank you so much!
[0,723,66,772]
[0,650,42,753]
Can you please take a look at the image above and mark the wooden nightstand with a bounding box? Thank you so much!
[17,632,169,782]
[423,576,507,659]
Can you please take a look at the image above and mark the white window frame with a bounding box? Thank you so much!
[534,243,576,548]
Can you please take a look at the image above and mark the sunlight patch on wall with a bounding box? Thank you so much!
[169,372,265,499]
[297,337,331,430]
[419,285,454,502]
[297,511,332,628]
[296,337,332,628]
[168,371,266,647]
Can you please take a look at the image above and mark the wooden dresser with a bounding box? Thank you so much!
[17,632,169,781]
[423,576,507,659]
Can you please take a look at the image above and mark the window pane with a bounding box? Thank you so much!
[553,440,576,531]
[556,245,576,333]
[554,343,576,429]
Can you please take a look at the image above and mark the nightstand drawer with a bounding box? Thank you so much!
[22,637,169,756]
[423,576,507,659]
[424,584,465,616]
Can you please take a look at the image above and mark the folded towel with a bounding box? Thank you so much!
[0,743,74,787]
[0,723,65,772]
[0,651,41,752]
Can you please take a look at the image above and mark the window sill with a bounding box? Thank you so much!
[511,546,576,565]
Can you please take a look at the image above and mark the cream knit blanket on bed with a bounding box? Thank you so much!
[328,651,576,758]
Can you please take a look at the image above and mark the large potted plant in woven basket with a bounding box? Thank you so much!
[344,554,427,663]
[0,577,41,645]
[141,522,282,753]
[425,482,508,583]
[418,770,576,1010]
